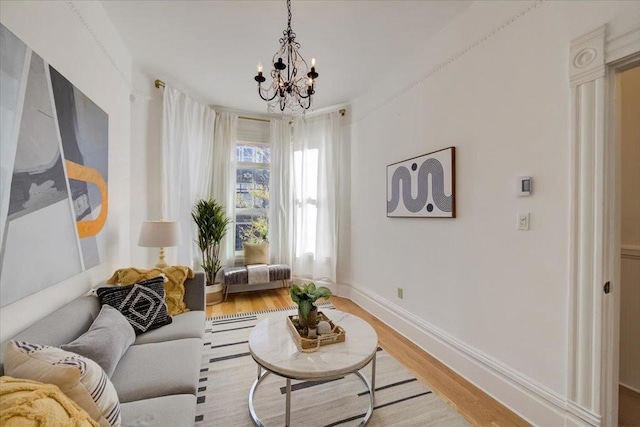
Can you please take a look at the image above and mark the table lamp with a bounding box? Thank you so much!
[138,220,180,268]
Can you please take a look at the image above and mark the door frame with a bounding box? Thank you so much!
[567,24,639,427]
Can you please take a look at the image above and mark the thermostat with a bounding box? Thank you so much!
[517,176,532,196]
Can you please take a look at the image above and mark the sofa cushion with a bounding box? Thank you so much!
[0,376,99,427]
[3,341,121,427]
[119,394,196,427]
[97,277,172,335]
[110,338,202,403]
[62,305,135,377]
[106,267,194,316]
[0,296,101,375]
[133,311,205,345]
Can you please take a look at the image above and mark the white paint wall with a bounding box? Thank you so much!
[346,0,640,423]
[619,66,640,392]
[0,1,133,342]
[130,68,164,268]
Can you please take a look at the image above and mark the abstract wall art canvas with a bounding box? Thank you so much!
[0,24,109,307]
[387,147,455,218]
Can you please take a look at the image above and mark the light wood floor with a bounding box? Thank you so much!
[207,288,529,426]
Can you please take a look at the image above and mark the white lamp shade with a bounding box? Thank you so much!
[138,221,181,248]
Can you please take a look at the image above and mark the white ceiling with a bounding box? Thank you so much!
[101,0,472,114]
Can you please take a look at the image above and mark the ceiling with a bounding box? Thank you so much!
[101,0,472,114]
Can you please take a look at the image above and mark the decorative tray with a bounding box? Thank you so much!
[286,311,346,352]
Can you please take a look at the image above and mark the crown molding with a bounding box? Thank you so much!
[66,1,132,90]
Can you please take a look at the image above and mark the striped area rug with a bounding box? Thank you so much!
[195,304,469,426]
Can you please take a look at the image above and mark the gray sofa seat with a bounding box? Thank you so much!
[134,311,205,345]
[119,394,196,427]
[111,338,202,403]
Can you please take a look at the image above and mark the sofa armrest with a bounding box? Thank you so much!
[183,272,205,312]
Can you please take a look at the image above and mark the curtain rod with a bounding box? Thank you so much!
[239,116,270,123]
[155,79,345,117]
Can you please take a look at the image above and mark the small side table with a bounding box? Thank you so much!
[248,310,378,427]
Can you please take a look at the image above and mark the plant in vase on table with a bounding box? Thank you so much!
[290,282,332,337]
[192,199,231,305]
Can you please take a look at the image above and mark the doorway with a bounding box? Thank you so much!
[617,64,640,427]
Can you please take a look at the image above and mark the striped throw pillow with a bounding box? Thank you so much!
[3,341,121,427]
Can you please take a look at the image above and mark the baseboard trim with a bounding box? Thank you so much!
[620,382,640,395]
[337,281,601,426]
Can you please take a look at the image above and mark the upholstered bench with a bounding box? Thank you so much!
[221,264,291,300]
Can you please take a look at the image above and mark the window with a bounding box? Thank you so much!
[293,149,318,257]
[234,119,270,255]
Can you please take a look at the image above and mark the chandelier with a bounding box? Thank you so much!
[254,0,318,114]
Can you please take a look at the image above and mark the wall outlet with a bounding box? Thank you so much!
[397,287,403,299]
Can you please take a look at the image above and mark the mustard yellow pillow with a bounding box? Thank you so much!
[106,266,194,315]
[0,376,98,427]
[243,242,269,265]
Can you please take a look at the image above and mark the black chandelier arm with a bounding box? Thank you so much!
[297,86,313,99]
[301,94,312,110]
[257,85,279,102]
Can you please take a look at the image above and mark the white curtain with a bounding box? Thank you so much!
[269,119,293,267]
[292,112,341,282]
[211,112,238,268]
[161,86,216,267]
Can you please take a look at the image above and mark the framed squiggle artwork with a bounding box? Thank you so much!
[386,147,456,218]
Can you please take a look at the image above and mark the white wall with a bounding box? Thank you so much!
[346,0,640,424]
[619,66,640,392]
[130,68,164,267]
[0,0,133,342]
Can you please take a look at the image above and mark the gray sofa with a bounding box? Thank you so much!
[0,272,206,426]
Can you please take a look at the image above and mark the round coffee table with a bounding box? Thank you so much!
[248,309,378,427]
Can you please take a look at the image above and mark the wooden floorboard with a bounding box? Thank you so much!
[619,385,640,427]
[207,288,529,426]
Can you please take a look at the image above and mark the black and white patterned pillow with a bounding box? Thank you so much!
[97,277,172,334]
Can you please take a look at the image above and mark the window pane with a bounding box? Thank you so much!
[235,142,271,253]
[235,212,268,251]
[236,144,270,164]
[235,167,269,210]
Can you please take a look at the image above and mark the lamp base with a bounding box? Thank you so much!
[155,247,168,269]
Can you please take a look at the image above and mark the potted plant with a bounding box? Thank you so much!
[192,199,231,305]
[290,283,332,329]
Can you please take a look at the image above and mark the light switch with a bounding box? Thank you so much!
[518,213,530,230]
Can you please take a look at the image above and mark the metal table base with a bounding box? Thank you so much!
[248,352,376,427]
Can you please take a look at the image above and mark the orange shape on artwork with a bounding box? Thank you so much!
[65,160,108,238]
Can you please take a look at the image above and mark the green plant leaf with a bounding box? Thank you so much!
[314,286,332,300]
[290,286,301,303]
[299,299,312,320]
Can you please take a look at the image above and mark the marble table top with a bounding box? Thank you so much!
[248,310,378,380]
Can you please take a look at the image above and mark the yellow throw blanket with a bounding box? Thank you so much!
[0,376,99,427]
[106,266,195,316]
